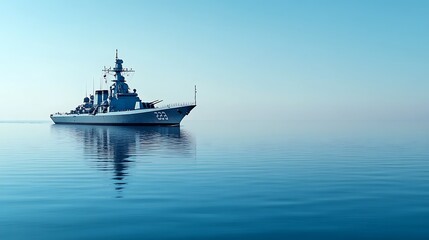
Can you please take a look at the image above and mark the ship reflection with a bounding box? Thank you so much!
[51,124,195,197]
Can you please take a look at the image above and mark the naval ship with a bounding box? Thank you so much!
[50,50,196,125]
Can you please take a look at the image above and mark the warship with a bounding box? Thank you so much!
[50,50,196,125]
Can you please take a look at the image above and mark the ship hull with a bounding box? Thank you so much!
[51,105,195,126]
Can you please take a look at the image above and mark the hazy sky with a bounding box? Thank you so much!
[1,0,428,121]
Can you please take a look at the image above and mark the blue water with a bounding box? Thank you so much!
[0,120,428,239]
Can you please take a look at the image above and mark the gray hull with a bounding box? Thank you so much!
[51,105,195,125]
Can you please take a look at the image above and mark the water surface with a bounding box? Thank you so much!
[0,120,428,239]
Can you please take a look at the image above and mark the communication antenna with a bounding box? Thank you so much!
[103,66,108,85]
[92,77,95,96]
[115,49,118,60]
[194,85,197,105]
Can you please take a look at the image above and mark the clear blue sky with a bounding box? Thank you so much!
[1,0,428,121]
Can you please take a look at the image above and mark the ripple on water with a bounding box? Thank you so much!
[0,121,429,239]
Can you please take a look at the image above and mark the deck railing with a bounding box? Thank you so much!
[157,102,196,109]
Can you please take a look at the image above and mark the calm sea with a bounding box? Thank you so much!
[0,120,428,239]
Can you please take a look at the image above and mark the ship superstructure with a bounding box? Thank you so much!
[51,50,196,125]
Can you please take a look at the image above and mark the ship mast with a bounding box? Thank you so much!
[102,49,135,97]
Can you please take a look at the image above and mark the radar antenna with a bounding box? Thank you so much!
[102,50,135,96]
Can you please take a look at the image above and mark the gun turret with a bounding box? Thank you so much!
[149,100,163,105]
